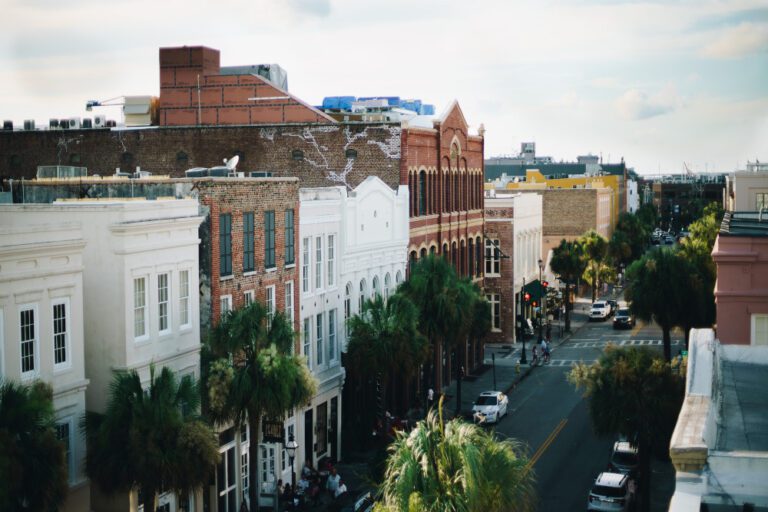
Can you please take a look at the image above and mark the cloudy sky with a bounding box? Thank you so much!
[2,0,766,173]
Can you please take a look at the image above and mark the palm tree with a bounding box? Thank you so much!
[400,255,462,391]
[447,279,484,416]
[0,380,67,512]
[579,230,608,302]
[207,301,317,509]
[84,366,219,512]
[550,239,587,332]
[376,399,535,512]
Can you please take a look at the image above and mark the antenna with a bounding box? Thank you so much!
[225,155,240,171]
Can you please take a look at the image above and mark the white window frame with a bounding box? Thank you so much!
[487,294,501,332]
[240,423,250,502]
[316,313,324,367]
[752,314,768,346]
[19,303,38,380]
[217,433,238,511]
[328,308,337,363]
[266,285,276,323]
[285,281,294,327]
[244,289,255,306]
[259,444,277,494]
[52,297,71,371]
[327,234,335,288]
[179,270,191,329]
[315,236,323,290]
[303,317,312,369]
[384,273,391,300]
[133,277,148,341]
[372,276,380,299]
[344,283,352,338]
[158,272,171,335]
[358,279,367,313]
[302,237,311,294]
[220,295,232,320]
[55,416,75,484]
[485,239,501,276]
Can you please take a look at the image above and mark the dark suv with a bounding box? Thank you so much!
[612,308,635,329]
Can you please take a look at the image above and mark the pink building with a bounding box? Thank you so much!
[712,211,768,345]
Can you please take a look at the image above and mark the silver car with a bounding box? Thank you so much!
[587,472,633,511]
[471,391,508,424]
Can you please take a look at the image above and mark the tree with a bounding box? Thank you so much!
[84,366,219,512]
[608,212,650,268]
[568,346,684,512]
[625,249,689,361]
[346,293,428,423]
[400,255,463,391]
[579,230,608,301]
[376,400,535,512]
[635,203,659,234]
[0,380,67,512]
[448,279,485,416]
[550,239,587,332]
[206,301,317,509]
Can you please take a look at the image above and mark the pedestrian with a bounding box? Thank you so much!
[546,322,552,342]
[326,467,341,497]
[427,387,435,410]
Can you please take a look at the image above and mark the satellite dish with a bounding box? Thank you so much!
[225,155,239,171]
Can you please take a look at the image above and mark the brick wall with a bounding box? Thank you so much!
[0,124,403,191]
[484,204,515,344]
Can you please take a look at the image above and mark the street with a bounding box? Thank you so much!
[483,302,682,511]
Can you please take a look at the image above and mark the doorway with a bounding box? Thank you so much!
[304,409,313,468]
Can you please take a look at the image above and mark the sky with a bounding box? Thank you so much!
[1,0,766,174]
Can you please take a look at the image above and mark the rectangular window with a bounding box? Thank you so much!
[265,210,275,269]
[55,420,73,484]
[244,290,255,306]
[302,238,310,293]
[158,273,170,333]
[179,270,190,327]
[260,445,276,492]
[753,314,768,346]
[220,214,232,277]
[487,294,501,331]
[303,317,311,367]
[316,313,324,366]
[315,236,323,290]
[285,281,294,326]
[757,193,768,211]
[327,234,335,288]
[20,306,37,375]
[328,309,337,362]
[485,239,500,275]
[285,209,295,265]
[133,278,147,339]
[53,300,69,368]
[243,212,254,272]
[266,286,275,323]
[220,295,232,320]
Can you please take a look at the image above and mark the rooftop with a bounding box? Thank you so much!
[717,360,768,452]
[719,211,768,237]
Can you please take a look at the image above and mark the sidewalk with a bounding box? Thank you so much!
[441,295,596,420]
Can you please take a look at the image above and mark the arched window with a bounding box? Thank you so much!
[476,236,482,276]
[453,173,459,212]
[372,276,380,298]
[396,270,403,285]
[420,247,428,259]
[418,170,427,216]
[409,251,418,274]
[469,238,475,278]
[460,239,466,277]
[344,282,353,336]
[451,241,458,270]
[442,243,449,259]
[359,279,367,312]
[384,273,391,300]
[443,173,451,213]
[430,245,437,254]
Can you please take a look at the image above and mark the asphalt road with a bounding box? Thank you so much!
[490,311,683,511]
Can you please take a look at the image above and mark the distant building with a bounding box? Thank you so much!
[0,214,90,512]
[650,175,726,231]
[724,160,768,212]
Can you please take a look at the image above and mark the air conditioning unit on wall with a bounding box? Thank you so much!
[68,117,81,129]
[94,115,106,128]
[23,119,36,130]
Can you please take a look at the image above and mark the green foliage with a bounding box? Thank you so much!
[0,380,67,512]
[635,203,659,233]
[568,345,684,458]
[608,212,650,266]
[376,402,535,512]
[551,239,587,331]
[84,366,219,511]
[206,300,318,506]
[579,230,608,301]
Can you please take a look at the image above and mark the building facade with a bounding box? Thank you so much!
[725,161,768,212]
[0,213,90,512]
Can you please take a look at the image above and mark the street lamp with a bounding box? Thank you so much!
[538,259,544,343]
[286,434,298,489]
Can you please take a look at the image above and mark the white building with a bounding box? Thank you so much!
[725,160,768,211]
[626,178,639,213]
[1,199,204,512]
[294,177,409,482]
[0,213,90,512]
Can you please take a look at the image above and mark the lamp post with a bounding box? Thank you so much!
[538,259,544,343]
[286,434,298,489]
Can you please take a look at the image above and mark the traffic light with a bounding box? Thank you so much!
[524,292,531,302]
[543,280,549,288]
[532,300,538,308]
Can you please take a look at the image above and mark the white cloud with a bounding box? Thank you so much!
[615,85,683,120]
[702,22,768,58]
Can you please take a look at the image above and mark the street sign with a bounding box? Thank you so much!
[262,419,284,444]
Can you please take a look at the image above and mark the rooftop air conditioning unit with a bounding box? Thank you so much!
[82,118,93,129]
[59,119,71,129]
[94,115,106,128]
[105,120,117,127]
[249,171,273,178]
[68,117,81,129]
[2,120,13,131]
[49,119,60,129]
[23,120,36,131]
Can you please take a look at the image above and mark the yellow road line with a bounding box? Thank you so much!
[527,418,568,470]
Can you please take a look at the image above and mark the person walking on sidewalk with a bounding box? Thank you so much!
[541,339,550,364]
[426,387,435,412]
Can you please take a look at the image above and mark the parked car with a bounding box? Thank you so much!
[612,308,635,329]
[590,301,612,321]
[472,391,508,424]
[608,441,639,476]
[587,472,634,511]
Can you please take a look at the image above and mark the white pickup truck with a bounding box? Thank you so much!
[590,301,612,321]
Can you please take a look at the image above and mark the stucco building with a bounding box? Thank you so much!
[724,160,768,212]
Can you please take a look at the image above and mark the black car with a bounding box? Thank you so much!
[613,308,635,329]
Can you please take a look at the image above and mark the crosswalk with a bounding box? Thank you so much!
[569,339,682,348]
